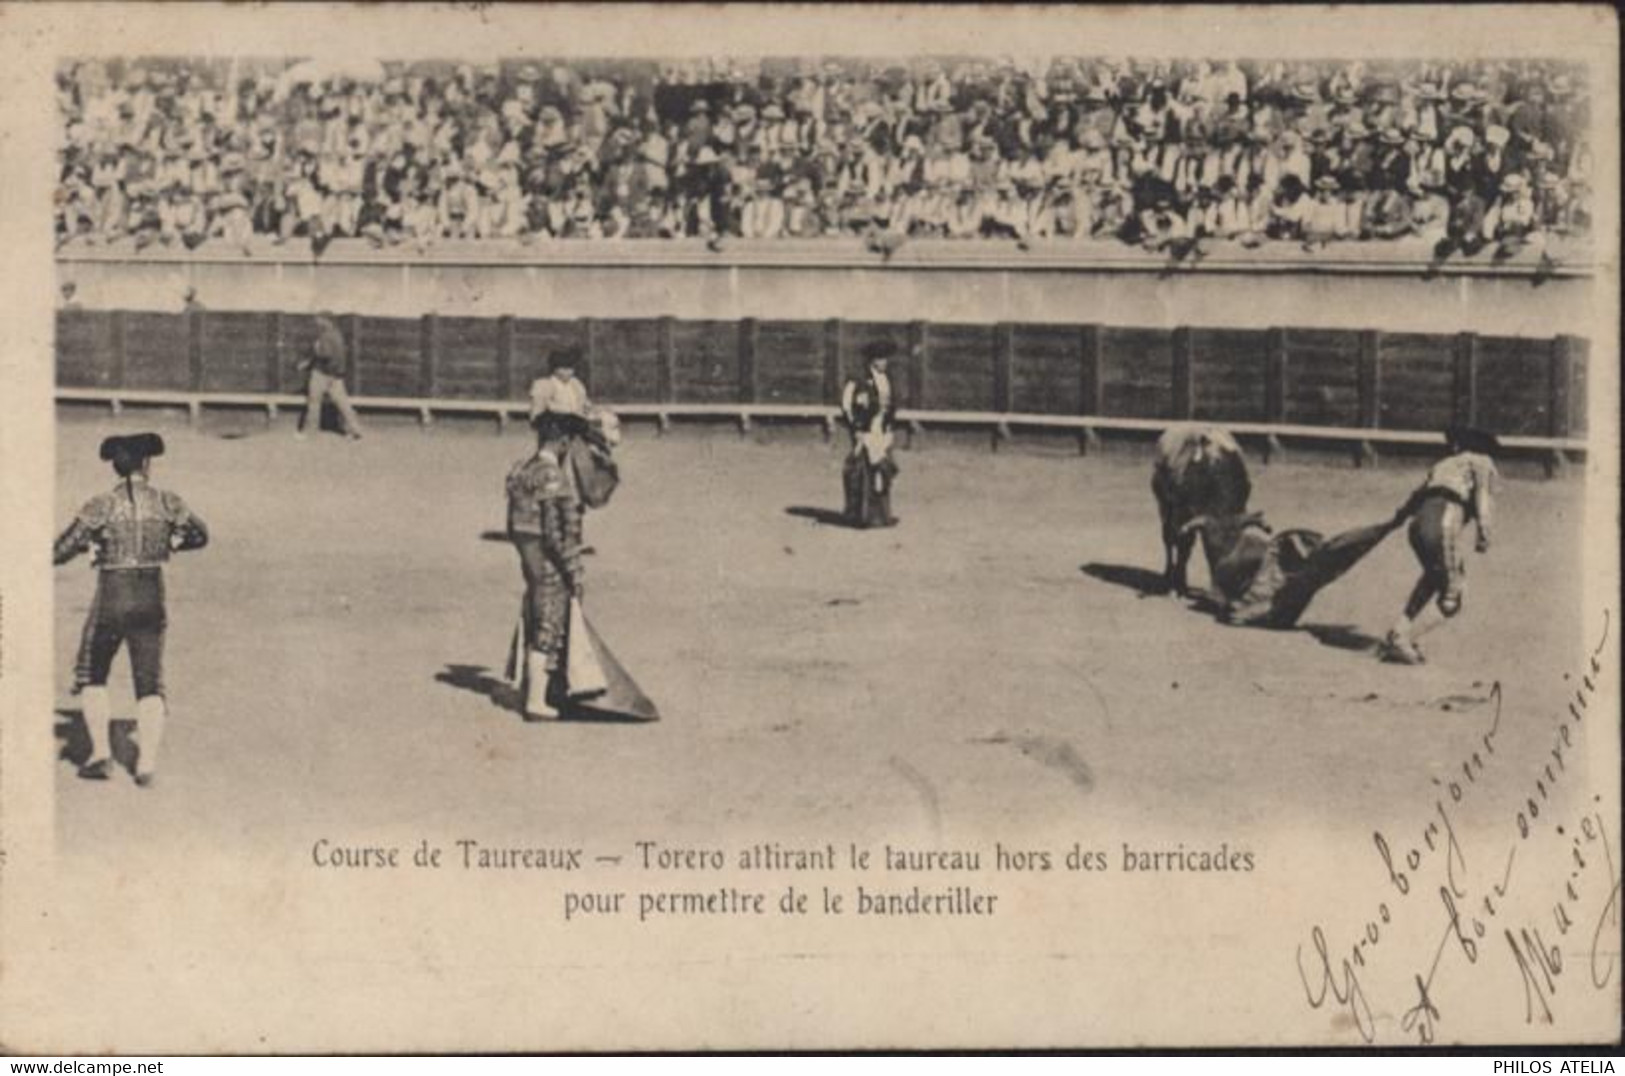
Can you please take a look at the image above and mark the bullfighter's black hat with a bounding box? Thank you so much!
[862,339,899,362]
[1445,425,1501,456]
[99,432,165,463]
[531,410,589,438]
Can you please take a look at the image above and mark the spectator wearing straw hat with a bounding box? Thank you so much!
[1362,162,1414,240]
[1440,81,1483,135]
[1441,125,1478,195]
[1302,175,1346,247]
[1371,127,1411,192]
[51,55,1594,250]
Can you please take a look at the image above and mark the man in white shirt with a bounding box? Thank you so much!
[528,346,590,424]
[1380,426,1500,664]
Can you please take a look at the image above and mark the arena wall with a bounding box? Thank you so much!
[56,306,1589,441]
[57,238,1597,338]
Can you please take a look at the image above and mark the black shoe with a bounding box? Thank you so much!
[77,759,113,781]
[134,773,156,788]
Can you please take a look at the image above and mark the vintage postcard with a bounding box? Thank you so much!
[0,2,1619,1053]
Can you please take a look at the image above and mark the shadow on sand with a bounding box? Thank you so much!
[1302,623,1386,652]
[435,663,522,712]
[785,506,863,529]
[1079,561,1169,598]
[1080,563,1382,653]
[434,664,651,724]
[54,707,138,772]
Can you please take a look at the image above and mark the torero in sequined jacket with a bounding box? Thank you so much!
[53,475,210,568]
[505,448,584,590]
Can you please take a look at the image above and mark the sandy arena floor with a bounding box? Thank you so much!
[49,412,1592,859]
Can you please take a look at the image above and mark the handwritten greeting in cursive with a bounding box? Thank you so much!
[1297,611,1617,1044]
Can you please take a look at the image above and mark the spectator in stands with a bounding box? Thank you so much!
[740,173,786,238]
[56,170,99,247]
[1139,193,1191,253]
[278,168,331,252]
[1477,124,1512,199]
[1532,169,1568,235]
[1485,172,1538,259]
[1186,184,1218,241]
[1093,186,1132,240]
[1362,176,1414,240]
[1302,176,1347,248]
[1267,174,1310,241]
[401,190,439,250]
[157,182,209,250]
[1210,174,1248,241]
[53,55,1592,255]
[1434,179,1489,261]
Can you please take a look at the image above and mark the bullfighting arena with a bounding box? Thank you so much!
[52,413,1591,859]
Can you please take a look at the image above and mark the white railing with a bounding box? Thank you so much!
[56,386,1587,473]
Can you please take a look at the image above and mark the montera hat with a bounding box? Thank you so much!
[531,408,589,438]
[862,338,899,362]
[547,344,584,371]
[1445,425,1501,456]
[100,432,166,463]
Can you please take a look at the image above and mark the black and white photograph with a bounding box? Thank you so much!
[0,2,1619,1054]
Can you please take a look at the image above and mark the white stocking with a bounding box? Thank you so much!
[81,685,113,763]
[135,695,167,779]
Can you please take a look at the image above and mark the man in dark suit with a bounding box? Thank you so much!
[840,338,901,528]
[295,311,364,440]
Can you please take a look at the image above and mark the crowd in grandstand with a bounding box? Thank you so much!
[55,56,1592,258]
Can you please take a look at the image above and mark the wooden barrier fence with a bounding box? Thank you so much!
[56,309,1589,465]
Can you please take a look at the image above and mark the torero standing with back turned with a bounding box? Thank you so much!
[54,433,209,786]
[841,338,902,528]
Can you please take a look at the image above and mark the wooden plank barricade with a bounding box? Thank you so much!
[53,308,1590,472]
